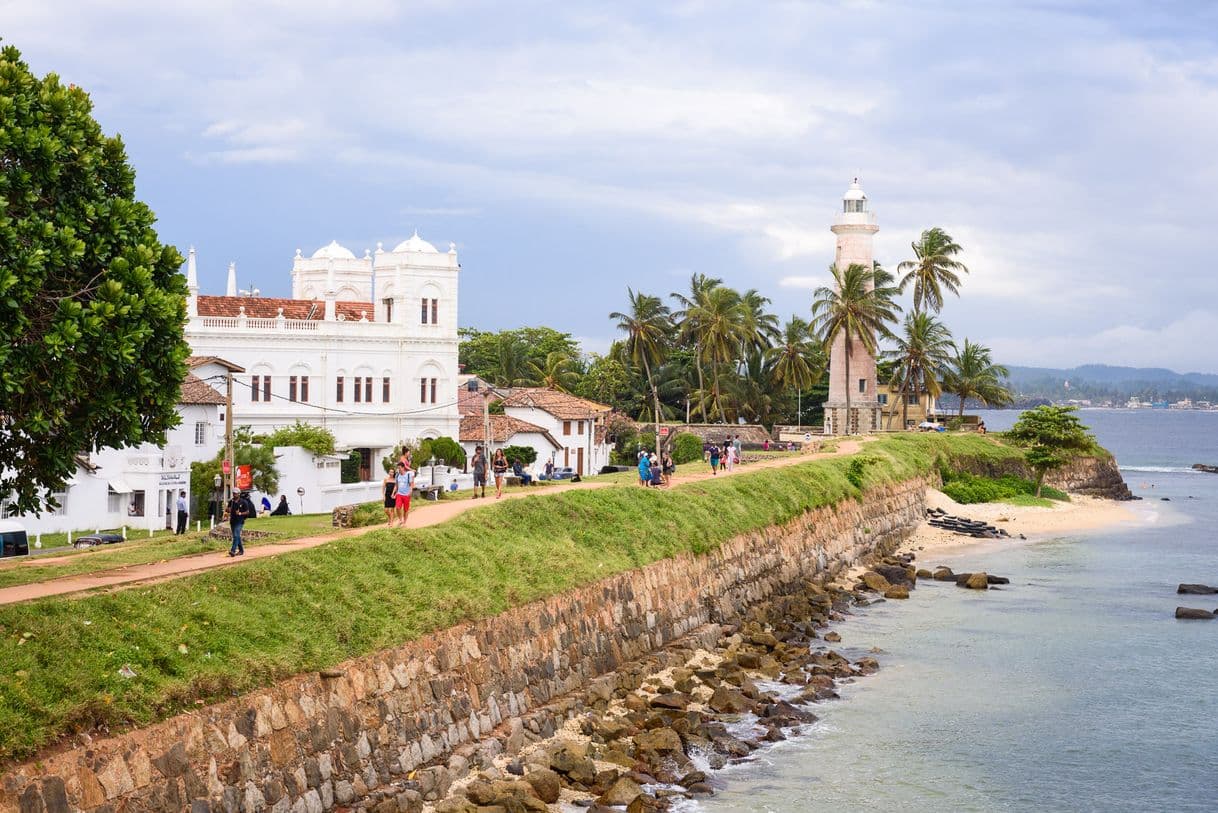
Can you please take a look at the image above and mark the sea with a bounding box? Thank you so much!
[679,409,1218,813]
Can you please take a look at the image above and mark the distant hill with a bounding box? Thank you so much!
[1002,364,1218,402]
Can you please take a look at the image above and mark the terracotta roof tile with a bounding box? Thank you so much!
[499,387,612,420]
[185,355,245,372]
[197,296,374,322]
[459,415,560,448]
[180,373,226,405]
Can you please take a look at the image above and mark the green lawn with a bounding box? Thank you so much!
[0,433,1035,763]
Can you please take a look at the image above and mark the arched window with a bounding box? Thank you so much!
[416,361,444,405]
[250,363,273,403]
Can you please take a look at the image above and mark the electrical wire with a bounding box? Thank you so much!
[196,374,460,417]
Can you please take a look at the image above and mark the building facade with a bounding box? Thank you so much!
[499,388,612,476]
[823,179,884,435]
[184,233,461,480]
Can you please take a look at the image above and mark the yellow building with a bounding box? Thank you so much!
[877,384,936,430]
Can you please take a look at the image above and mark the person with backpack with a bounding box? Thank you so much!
[227,490,255,557]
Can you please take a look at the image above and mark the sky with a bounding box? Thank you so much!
[5,0,1218,373]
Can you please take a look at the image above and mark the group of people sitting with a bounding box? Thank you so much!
[637,451,675,487]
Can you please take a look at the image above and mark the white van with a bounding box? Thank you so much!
[0,520,30,558]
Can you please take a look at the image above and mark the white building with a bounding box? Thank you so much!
[499,388,613,476]
[183,231,461,481]
[3,372,229,537]
[458,414,562,475]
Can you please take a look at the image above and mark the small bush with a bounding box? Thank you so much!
[670,433,704,464]
[941,471,1068,504]
[500,445,538,466]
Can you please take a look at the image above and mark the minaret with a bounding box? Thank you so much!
[186,246,198,317]
[225,262,238,297]
[823,179,882,435]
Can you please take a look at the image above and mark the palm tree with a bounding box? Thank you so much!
[526,351,581,392]
[767,316,826,428]
[686,285,746,423]
[610,289,671,453]
[883,312,954,429]
[810,263,901,435]
[897,227,968,314]
[488,333,530,386]
[942,339,1013,418]
[671,273,723,421]
[739,289,781,358]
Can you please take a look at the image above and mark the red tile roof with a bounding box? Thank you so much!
[180,373,226,405]
[459,415,561,449]
[499,388,612,420]
[458,387,488,416]
[197,296,374,322]
[185,355,246,372]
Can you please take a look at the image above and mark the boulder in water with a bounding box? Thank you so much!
[861,571,893,592]
[958,572,989,590]
[884,585,910,599]
[1177,583,1218,595]
[1174,607,1215,620]
[932,567,954,581]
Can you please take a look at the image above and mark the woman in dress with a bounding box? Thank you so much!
[382,469,396,523]
[709,444,720,475]
[492,449,509,499]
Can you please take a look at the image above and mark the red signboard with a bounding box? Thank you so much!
[221,459,231,474]
[659,426,670,437]
[235,465,253,491]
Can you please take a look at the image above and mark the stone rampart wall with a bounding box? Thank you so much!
[2,479,928,813]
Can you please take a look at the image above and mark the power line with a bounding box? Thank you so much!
[196,374,459,417]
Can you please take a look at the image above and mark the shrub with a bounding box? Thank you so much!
[264,420,336,456]
[670,433,704,464]
[427,437,466,468]
[941,471,1068,504]
[500,445,538,466]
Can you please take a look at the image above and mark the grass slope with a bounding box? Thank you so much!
[0,434,1021,763]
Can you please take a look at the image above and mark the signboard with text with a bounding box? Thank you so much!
[235,465,253,491]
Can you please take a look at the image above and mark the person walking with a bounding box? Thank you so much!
[175,490,189,535]
[638,453,651,486]
[391,462,415,526]
[227,490,255,557]
[382,469,396,524]
[662,454,675,484]
[492,449,509,499]
[709,444,720,475]
[471,446,488,498]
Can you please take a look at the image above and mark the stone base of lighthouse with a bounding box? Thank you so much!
[823,400,884,436]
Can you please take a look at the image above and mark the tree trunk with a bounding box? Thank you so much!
[713,361,728,424]
[958,392,966,419]
[642,355,661,456]
[694,343,706,421]
[1035,469,1045,498]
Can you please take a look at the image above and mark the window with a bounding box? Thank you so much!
[301,376,309,403]
[431,298,438,324]
[383,376,390,403]
[858,378,866,394]
[429,378,436,404]
[289,376,298,402]
[421,298,429,324]
[578,420,585,434]
[336,376,344,403]
[420,378,427,403]
[906,392,919,405]
[263,377,271,402]
[877,393,889,406]
[251,376,260,402]
[383,297,394,322]
[354,377,362,403]
[563,421,572,436]
[365,377,373,402]
[195,422,207,445]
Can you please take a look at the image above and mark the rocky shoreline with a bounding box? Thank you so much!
[363,551,1002,813]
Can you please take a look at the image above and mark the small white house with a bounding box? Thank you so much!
[499,388,613,476]
[2,370,231,537]
[458,415,562,475]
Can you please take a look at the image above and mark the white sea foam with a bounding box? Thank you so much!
[1121,465,1204,473]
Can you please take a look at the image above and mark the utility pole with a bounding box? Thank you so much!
[225,371,234,506]
[483,385,492,456]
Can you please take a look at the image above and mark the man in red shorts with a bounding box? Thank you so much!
[392,462,415,526]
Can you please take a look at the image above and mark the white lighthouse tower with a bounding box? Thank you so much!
[823,178,883,435]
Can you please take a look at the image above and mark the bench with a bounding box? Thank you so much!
[414,484,445,501]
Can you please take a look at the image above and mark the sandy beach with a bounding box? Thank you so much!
[901,488,1143,558]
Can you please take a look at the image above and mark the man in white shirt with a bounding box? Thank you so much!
[175,490,189,535]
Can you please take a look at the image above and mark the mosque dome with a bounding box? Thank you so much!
[311,240,357,260]
[393,229,439,254]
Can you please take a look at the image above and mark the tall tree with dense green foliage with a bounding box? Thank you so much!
[685,285,746,422]
[0,46,190,513]
[670,273,723,420]
[942,339,1013,417]
[767,317,826,424]
[610,289,670,454]
[811,263,901,434]
[884,312,955,429]
[1007,405,1094,496]
[526,351,581,392]
[897,227,969,314]
[458,327,580,384]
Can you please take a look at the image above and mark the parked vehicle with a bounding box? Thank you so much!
[72,532,125,550]
[550,467,577,480]
[0,520,29,558]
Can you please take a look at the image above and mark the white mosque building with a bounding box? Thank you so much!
[184,232,461,481]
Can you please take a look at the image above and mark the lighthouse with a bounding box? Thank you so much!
[823,179,883,435]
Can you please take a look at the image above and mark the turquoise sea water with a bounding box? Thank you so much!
[686,409,1218,813]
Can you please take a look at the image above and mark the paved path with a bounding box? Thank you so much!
[0,439,863,606]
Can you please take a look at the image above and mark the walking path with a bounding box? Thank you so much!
[0,440,863,606]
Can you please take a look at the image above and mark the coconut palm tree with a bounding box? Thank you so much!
[897,227,969,315]
[487,333,531,386]
[766,316,826,428]
[811,263,901,435]
[610,289,671,453]
[686,285,747,423]
[942,339,1013,418]
[883,312,955,429]
[671,273,723,420]
[739,289,781,358]
[525,351,581,392]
